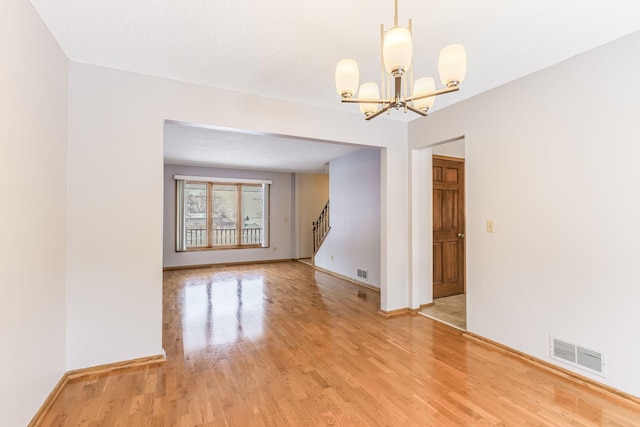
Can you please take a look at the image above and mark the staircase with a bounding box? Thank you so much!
[312,200,330,260]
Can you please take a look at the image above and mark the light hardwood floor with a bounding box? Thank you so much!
[40,262,640,426]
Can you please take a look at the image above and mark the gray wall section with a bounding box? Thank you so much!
[315,148,382,287]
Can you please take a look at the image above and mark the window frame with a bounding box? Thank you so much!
[175,175,271,252]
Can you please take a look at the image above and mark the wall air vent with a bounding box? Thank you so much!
[550,336,606,377]
[577,346,604,374]
[552,338,576,364]
[357,269,368,281]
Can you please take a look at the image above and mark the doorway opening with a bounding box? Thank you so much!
[419,141,466,330]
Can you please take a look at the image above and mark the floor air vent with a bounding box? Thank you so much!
[550,336,606,377]
[356,269,368,280]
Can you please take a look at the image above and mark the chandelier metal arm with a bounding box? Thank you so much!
[405,104,428,116]
[365,105,392,121]
[405,85,459,103]
[342,83,459,118]
[341,97,388,104]
[343,85,458,106]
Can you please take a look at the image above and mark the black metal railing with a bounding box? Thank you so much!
[186,228,208,246]
[312,200,330,253]
[241,228,262,244]
[186,228,262,247]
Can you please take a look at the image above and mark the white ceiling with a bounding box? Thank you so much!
[30,0,640,170]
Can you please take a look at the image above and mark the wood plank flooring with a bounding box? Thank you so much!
[40,262,640,426]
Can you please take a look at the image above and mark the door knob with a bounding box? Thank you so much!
[458,233,465,238]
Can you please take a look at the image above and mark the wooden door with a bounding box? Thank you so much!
[433,156,465,298]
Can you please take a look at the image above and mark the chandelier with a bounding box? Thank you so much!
[335,0,467,120]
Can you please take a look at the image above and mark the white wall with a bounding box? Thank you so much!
[66,61,410,370]
[163,164,294,267]
[409,31,640,397]
[380,141,411,310]
[410,148,433,309]
[315,148,381,288]
[295,173,329,259]
[0,1,68,425]
[432,138,465,158]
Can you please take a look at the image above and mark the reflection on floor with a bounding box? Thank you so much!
[419,293,466,330]
[40,263,640,425]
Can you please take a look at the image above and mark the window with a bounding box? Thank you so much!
[175,176,270,251]
[185,183,208,247]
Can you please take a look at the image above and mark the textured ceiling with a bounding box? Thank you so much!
[163,122,363,173]
[29,0,640,169]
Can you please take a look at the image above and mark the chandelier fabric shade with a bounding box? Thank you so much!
[334,0,467,120]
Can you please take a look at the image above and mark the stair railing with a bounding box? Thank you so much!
[312,200,330,253]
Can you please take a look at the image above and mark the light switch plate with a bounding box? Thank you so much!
[487,220,495,233]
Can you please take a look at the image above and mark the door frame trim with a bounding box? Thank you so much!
[433,154,465,163]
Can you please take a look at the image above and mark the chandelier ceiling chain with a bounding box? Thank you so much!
[335,0,467,120]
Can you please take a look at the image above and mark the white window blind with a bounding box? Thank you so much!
[174,175,272,185]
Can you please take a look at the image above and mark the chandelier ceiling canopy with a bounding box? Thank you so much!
[335,0,467,120]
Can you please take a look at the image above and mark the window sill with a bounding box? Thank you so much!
[183,245,264,252]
